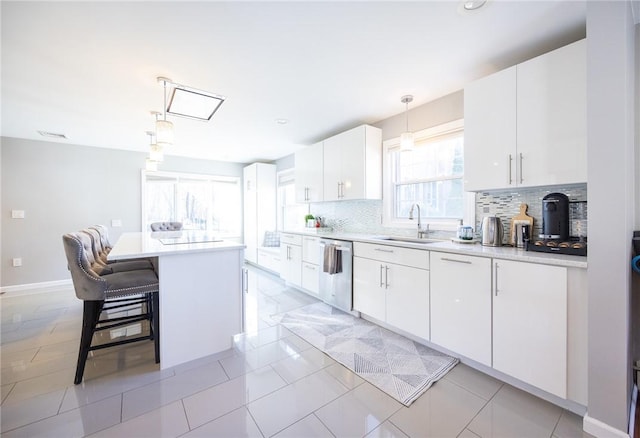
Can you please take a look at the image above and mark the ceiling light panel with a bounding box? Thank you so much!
[167,86,226,121]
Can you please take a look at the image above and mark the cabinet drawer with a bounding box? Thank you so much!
[302,236,320,264]
[280,233,302,246]
[354,242,429,269]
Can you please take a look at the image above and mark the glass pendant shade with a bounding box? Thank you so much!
[149,143,164,162]
[145,158,158,171]
[400,131,414,151]
[156,119,174,146]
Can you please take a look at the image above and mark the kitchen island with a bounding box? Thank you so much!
[108,231,245,369]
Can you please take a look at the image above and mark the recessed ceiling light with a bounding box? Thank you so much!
[38,130,67,139]
[463,0,487,11]
[275,118,289,125]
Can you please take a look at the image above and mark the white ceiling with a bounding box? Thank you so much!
[1,1,586,164]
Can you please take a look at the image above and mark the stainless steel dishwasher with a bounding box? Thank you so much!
[318,238,353,312]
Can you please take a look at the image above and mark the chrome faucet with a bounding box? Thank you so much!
[409,203,430,238]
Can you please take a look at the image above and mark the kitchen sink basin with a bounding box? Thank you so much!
[372,236,442,245]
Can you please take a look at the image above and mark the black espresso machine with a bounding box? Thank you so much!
[527,193,587,256]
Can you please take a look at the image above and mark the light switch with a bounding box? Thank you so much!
[11,210,25,219]
[111,219,122,227]
[12,258,22,267]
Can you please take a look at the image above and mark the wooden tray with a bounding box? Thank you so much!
[510,203,534,246]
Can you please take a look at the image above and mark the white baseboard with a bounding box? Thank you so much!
[584,413,630,438]
[0,279,72,297]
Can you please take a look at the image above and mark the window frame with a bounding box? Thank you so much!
[382,119,475,231]
[141,169,242,237]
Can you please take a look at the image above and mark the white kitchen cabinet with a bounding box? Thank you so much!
[516,39,586,187]
[493,259,567,398]
[301,236,321,295]
[295,142,324,203]
[280,233,302,287]
[323,125,382,201]
[243,163,276,264]
[353,242,429,340]
[464,39,586,191]
[430,252,492,366]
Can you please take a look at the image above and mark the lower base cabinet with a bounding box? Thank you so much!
[430,252,492,366]
[493,259,567,398]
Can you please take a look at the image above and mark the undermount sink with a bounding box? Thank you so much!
[373,236,441,245]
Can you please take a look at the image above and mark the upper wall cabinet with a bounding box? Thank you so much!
[464,39,586,192]
[322,124,382,201]
[295,141,324,203]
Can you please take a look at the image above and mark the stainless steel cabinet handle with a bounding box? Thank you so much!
[287,245,291,260]
[508,154,513,185]
[494,262,500,296]
[374,248,394,253]
[385,265,390,289]
[243,269,249,293]
[379,264,384,287]
[519,153,524,184]
[441,257,472,264]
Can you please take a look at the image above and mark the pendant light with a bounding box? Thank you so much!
[400,95,414,151]
[156,77,174,146]
[146,130,164,162]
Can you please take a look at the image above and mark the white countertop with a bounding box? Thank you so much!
[283,229,587,269]
[108,231,245,261]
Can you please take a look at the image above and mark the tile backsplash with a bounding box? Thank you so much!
[306,183,587,241]
[475,184,587,240]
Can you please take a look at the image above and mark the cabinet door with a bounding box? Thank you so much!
[280,244,302,287]
[385,263,430,340]
[463,66,517,191]
[322,134,343,201]
[430,253,492,366]
[301,262,319,295]
[353,256,386,321]
[243,165,258,263]
[295,142,324,202]
[493,260,567,398]
[517,40,586,187]
[338,126,366,200]
[302,236,320,264]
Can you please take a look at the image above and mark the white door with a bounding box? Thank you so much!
[353,257,386,321]
[338,126,366,200]
[516,39,586,187]
[243,164,258,263]
[430,253,492,365]
[322,134,343,201]
[385,262,430,340]
[493,259,567,398]
[463,66,517,191]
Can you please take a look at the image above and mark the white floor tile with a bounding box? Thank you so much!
[271,347,336,383]
[444,363,503,401]
[183,365,287,429]
[247,369,349,437]
[365,420,409,438]
[553,410,592,438]
[0,388,66,433]
[3,367,76,404]
[389,379,487,438]
[88,400,189,437]
[122,360,228,421]
[467,384,563,438]
[273,414,334,438]
[183,407,263,438]
[323,362,365,390]
[316,382,403,437]
[2,393,121,437]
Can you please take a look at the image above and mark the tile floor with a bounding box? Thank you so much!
[1,266,592,437]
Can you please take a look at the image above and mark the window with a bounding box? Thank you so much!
[383,119,474,230]
[142,170,241,237]
[277,169,307,231]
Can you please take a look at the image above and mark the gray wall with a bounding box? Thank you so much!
[0,137,243,287]
[586,1,638,433]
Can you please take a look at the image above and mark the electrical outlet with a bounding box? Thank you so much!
[111,219,122,227]
[11,210,25,219]
[12,258,22,267]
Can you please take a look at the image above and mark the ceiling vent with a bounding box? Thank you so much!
[38,131,67,139]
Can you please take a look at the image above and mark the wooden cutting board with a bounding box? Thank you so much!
[510,203,534,246]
